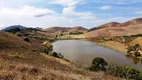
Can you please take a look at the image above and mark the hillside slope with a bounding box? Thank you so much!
[86,18,142,38]
[44,26,88,34]
[0,31,45,53]
[0,31,124,80]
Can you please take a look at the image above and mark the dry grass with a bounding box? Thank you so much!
[85,23,142,38]
[129,37,142,49]
[0,52,125,80]
[98,41,128,54]
[0,31,125,80]
[0,31,45,54]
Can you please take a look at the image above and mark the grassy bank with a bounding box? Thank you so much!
[97,41,128,54]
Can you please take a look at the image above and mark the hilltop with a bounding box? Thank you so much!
[2,25,26,31]
[86,18,142,38]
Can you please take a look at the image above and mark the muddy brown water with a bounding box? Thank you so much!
[53,40,142,71]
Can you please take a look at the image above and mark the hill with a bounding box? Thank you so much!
[0,31,45,54]
[89,22,121,32]
[0,31,124,80]
[44,26,88,35]
[2,25,26,31]
[85,18,142,38]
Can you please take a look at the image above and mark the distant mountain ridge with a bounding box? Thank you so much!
[2,25,26,31]
[86,18,142,38]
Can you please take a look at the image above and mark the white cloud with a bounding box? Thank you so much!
[0,0,38,7]
[49,0,83,7]
[0,0,98,29]
[100,5,112,10]
[135,11,142,14]
[0,5,57,27]
[62,6,95,18]
[0,5,55,17]
[91,0,142,4]
[0,0,139,29]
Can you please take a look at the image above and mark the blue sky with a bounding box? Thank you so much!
[0,0,142,29]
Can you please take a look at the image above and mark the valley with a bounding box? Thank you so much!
[0,18,142,80]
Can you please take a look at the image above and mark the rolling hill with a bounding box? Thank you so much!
[0,31,124,80]
[85,18,142,38]
[44,26,88,34]
[0,31,45,54]
[2,25,26,31]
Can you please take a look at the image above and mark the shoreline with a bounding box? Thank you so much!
[96,41,128,54]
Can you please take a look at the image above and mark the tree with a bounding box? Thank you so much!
[134,52,141,57]
[90,57,108,71]
[127,44,141,57]
[24,37,30,42]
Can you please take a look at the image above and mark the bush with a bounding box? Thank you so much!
[24,37,30,42]
[90,57,142,80]
[51,52,58,58]
[90,57,108,71]
[134,52,141,57]
[40,48,49,54]
[106,64,142,80]
[40,44,53,54]
[127,44,141,57]
[50,52,64,59]
[69,32,83,35]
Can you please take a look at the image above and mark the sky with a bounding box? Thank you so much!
[0,0,142,29]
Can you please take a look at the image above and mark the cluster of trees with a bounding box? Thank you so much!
[127,44,141,57]
[90,57,142,80]
[99,34,142,43]
[40,43,69,61]
[69,32,83,35]
[106,64,142,80]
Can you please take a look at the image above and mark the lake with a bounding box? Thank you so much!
[53,40,142,71]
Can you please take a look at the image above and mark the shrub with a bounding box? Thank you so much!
[90,57,108,71]
[90,57,142,80]
[40,48,49,54]
[134,52,141,57]
[106,64,142,80]
[127,44,141,57]
[50,52,64,59]
[51,52,58,58]
[40,44,53,54]
[24,37,30,42]
[69,32,83,35]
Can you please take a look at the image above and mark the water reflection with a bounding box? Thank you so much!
[126,55,142,64]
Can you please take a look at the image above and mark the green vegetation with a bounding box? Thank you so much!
[90,57,108,71]
[88,27,103,32]
[50,52,64,59]
[126,44,141,58]
[106,64,142,80]
[40,43,53,54]
[69,32,83,35]
[24,37,30,42]
[99,34,142,43]
[90,57,142,80]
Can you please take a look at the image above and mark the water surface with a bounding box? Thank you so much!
[53,40,142,71]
